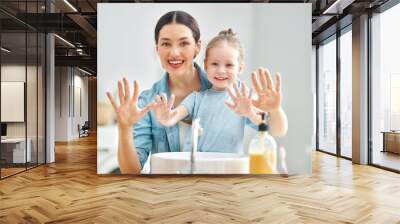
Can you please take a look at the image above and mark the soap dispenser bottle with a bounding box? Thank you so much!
[249,113,277,174]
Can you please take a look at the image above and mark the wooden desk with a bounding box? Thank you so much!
[382,131,400,154]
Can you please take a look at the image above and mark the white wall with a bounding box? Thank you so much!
[73,73,89,137]
[1,63,46,164]
[55,66,68,141]
[98,3,312,174]
[55,67,89,141]
[1,65,36,138]
[252,5,313,173]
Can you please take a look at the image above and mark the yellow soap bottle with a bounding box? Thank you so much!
[249,113,277,174]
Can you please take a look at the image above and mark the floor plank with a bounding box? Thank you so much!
[0,135,399,223]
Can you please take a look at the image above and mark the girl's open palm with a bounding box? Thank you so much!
[106,78,155,129]
[225,82,254,117]
[251,68,282,112]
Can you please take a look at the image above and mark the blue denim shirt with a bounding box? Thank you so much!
[134,63,212,168]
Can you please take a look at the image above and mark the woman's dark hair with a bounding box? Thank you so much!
[154,11,200,44]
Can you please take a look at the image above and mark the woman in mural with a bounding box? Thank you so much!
[106,10,287,174]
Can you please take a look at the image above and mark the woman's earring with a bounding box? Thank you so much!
[194,50,200,58]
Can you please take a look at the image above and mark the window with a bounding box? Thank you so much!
[371,2,400,171]
[340,29,352,158]
[318,37,337,155]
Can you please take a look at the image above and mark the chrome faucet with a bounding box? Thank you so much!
[190,118,202,174]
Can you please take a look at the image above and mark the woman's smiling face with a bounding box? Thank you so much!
[156,23,200,76]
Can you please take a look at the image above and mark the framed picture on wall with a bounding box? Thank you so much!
[1,81,25,122]
[97,3,313,175]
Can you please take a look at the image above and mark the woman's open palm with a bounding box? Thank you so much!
[106,78,154,129]
[251,68,281,112]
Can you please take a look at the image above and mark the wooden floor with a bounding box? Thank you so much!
[1,163,45,178]
[1,135,400,223]
[1,167,26,177]
[373,150,400,171]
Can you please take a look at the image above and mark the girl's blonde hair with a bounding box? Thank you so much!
[205,28,244,64]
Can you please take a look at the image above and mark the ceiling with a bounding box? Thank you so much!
[0,0,393,75]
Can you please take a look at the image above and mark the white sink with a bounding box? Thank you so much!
[150,152,249,174]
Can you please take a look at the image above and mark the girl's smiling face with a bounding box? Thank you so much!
[204,41,243,91]
[156,23,201,76]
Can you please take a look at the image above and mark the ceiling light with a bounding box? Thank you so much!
[54,34,75,48]
[323,0,343,14]
[63,0,78,12]
[322,0,355,15]
[1,47,11,53]
[76,48,84,55]
[78,67,92,76]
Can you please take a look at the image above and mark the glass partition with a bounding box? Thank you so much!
[38,32,45,165]
[27,30,38,169]
[1,31,28,178]
[0,1,46,179]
